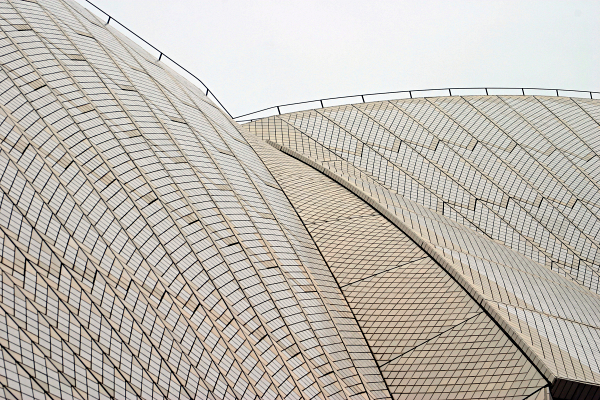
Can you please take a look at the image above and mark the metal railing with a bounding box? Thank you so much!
[234,87,600,122]
[84,0,233,118]
[79,2,600,125]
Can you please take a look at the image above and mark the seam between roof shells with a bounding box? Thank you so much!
[263,138,557,387]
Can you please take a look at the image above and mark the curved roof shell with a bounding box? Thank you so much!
[0,0,597,399]
[244,95,600,398]
[0,0,385,398]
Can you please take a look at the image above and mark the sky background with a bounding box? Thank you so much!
[75,0,600,119]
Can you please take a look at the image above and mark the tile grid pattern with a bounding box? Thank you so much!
[246,131,548,399]
[244,96,600,387]
[0,0,389,399]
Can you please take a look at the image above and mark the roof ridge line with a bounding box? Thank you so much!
[264,137,557,386]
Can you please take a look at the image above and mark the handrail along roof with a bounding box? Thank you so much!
[234,87,600,122]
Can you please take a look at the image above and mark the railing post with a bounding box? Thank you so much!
[83,0,241,118]
[206,88,209,96]
[235,87,595,121]
[158,53,162,61]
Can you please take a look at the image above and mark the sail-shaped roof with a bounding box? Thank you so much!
[0,0,597,399]
[244,95,600,399]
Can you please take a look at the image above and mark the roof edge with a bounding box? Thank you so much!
[263,138,558,385]
[236,90,599,122]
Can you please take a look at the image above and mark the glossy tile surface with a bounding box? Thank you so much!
[0,1,387,398]
[0,0,598,398]
[248,136,549,398]
[245,96,600,390]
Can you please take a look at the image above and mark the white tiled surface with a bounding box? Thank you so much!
[245,95,600,386]
[0,1,387,399]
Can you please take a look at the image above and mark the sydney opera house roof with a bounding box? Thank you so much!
[0,0,598,399]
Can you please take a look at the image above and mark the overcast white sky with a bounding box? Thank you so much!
[75,0,600,119]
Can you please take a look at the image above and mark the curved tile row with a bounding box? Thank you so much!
[0,0,386,399]
[247,132,548,399]
[244,95,600,387]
